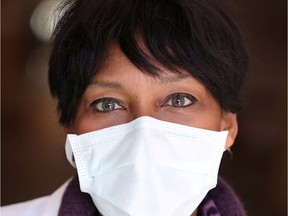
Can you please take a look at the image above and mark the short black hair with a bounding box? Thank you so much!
[49,0,249,127]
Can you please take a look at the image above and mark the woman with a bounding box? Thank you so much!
[2,0,249,215]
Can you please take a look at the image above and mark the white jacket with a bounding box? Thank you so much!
[1,179,71,216]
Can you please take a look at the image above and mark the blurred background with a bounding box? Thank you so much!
[1,0,287,215]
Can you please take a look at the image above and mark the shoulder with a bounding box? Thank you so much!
[1,179,71,216]
[1,197,48,216]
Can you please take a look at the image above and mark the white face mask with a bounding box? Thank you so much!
[65,116,228,216]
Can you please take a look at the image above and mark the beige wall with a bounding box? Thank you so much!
[1,0,287,215]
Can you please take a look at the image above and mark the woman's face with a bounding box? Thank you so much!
[68,45,237,148]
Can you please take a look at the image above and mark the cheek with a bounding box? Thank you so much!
[164,112,222,130]
[72,116,100,134]
[72,110,130,135]
[194,97,223,131]
[193,113,223,131]
[158,103,223,131]
[198,105,223,131]
[70,108,103,134]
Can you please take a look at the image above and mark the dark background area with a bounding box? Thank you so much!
[1,0,287,215]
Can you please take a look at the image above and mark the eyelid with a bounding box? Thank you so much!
[164,93,198,107]
[90,97,123,112]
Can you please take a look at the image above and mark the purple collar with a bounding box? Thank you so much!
[58,176,246,216]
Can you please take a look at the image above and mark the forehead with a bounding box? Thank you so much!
[96,44,193,83]
[86,44,211,102]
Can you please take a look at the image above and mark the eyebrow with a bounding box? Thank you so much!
[88,74,191,90]
[89,80,124,89]
[158,74,190,85]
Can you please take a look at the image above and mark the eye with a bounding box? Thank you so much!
[90,98,123,112]
[165,93,197,108]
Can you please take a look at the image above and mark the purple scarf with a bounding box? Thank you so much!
[58,176,246,216]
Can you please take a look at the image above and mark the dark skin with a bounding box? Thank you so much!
[67,45,238,215]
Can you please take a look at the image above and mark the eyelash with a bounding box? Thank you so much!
[90,98,124,113]
[89,93,198,113]
[163,93,198,108]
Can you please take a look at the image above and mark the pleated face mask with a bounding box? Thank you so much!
[65,116,228,216]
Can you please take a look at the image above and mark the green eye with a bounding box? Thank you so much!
[91,98,123,112]
[166,93,197,107]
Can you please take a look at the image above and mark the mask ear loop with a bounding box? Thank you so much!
[65,135,77,168]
